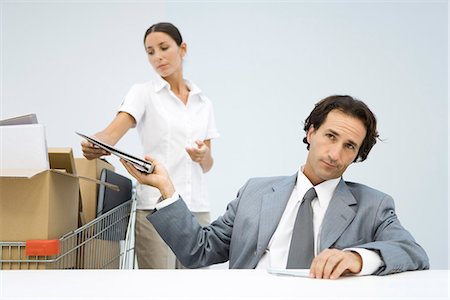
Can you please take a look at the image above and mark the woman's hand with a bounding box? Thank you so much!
[120,156,175,199]
[81,112,135,160]
[81,138,111,160]
[185,140,209,163]
[185,140,214,173]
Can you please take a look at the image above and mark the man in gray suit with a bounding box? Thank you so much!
[122,95,429,279]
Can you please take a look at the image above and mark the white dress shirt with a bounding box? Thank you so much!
[119,76,220,211]
[256,166,382,275]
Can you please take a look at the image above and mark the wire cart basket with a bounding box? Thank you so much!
[0,198,136,270]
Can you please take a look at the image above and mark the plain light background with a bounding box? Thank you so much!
[1,1,448,269]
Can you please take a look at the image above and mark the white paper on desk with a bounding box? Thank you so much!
[267,268,311,278]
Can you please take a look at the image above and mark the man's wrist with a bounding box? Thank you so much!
[160,190,175,200]
[160,185,175,200]
[344,248,383,275]
[155,192,180,210]
[348,251,363,273]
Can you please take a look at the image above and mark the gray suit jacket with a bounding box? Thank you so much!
[149,174,429,275]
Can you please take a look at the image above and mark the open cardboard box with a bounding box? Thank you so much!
[0,148,81,242]
[0,148,120,269]
[0,148,80,269]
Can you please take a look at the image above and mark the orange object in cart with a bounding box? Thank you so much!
[25,240,60,256]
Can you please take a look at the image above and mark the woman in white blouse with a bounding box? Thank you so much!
[81,22,220,269]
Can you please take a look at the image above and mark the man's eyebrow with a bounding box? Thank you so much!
[346,139,358,147]
[328,129,359,147]
[328,129,340,137]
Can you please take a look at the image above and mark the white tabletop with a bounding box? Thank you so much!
[0,269,448,299]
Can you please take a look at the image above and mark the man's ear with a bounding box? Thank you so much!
[306,125,315,144]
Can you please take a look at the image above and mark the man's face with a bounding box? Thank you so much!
[303,109,367,186]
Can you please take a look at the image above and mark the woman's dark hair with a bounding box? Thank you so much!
[143,22,183,46]
[303,95,379,162]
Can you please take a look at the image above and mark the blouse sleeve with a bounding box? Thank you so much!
[118,84,148,128]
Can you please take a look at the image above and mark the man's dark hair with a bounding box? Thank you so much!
[303,95,379,162]
[143,22,183,46]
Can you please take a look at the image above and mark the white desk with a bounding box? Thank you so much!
[0,270,448,299]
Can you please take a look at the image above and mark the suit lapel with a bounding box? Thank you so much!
[256,173,297,256]
[319,179,357,251]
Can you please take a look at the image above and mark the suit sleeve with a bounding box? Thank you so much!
[356,195,430,275]
[147,183,247,268]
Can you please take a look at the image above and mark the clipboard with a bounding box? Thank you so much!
[76,132,154,174]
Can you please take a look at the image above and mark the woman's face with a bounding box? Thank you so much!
[144,31,186,78]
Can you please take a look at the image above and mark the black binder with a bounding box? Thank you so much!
[95,169,132,241]
[97,169,132,217]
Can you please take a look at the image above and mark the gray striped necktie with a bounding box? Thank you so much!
[286,187,317,269]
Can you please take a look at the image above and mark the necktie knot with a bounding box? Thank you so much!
[303,187,317,204]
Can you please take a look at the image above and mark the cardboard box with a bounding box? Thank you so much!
[0,171,79,242]
[0,146,120,269]
[0,148,80,242]
[74,158,115,224]
[0,148,81,269]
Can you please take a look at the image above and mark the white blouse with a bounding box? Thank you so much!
[119,76,219,211]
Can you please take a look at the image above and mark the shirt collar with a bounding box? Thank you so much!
[153,76,205,101]
[297,165,341,207]
[185,79,202,97]
[153,75,168,92]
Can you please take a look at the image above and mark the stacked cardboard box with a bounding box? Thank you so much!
[74,157,120,269]
[0,122,125,269]
[74,158,114,224]
[0,148,80,269]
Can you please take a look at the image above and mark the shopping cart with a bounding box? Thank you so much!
[0,198,136,270]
